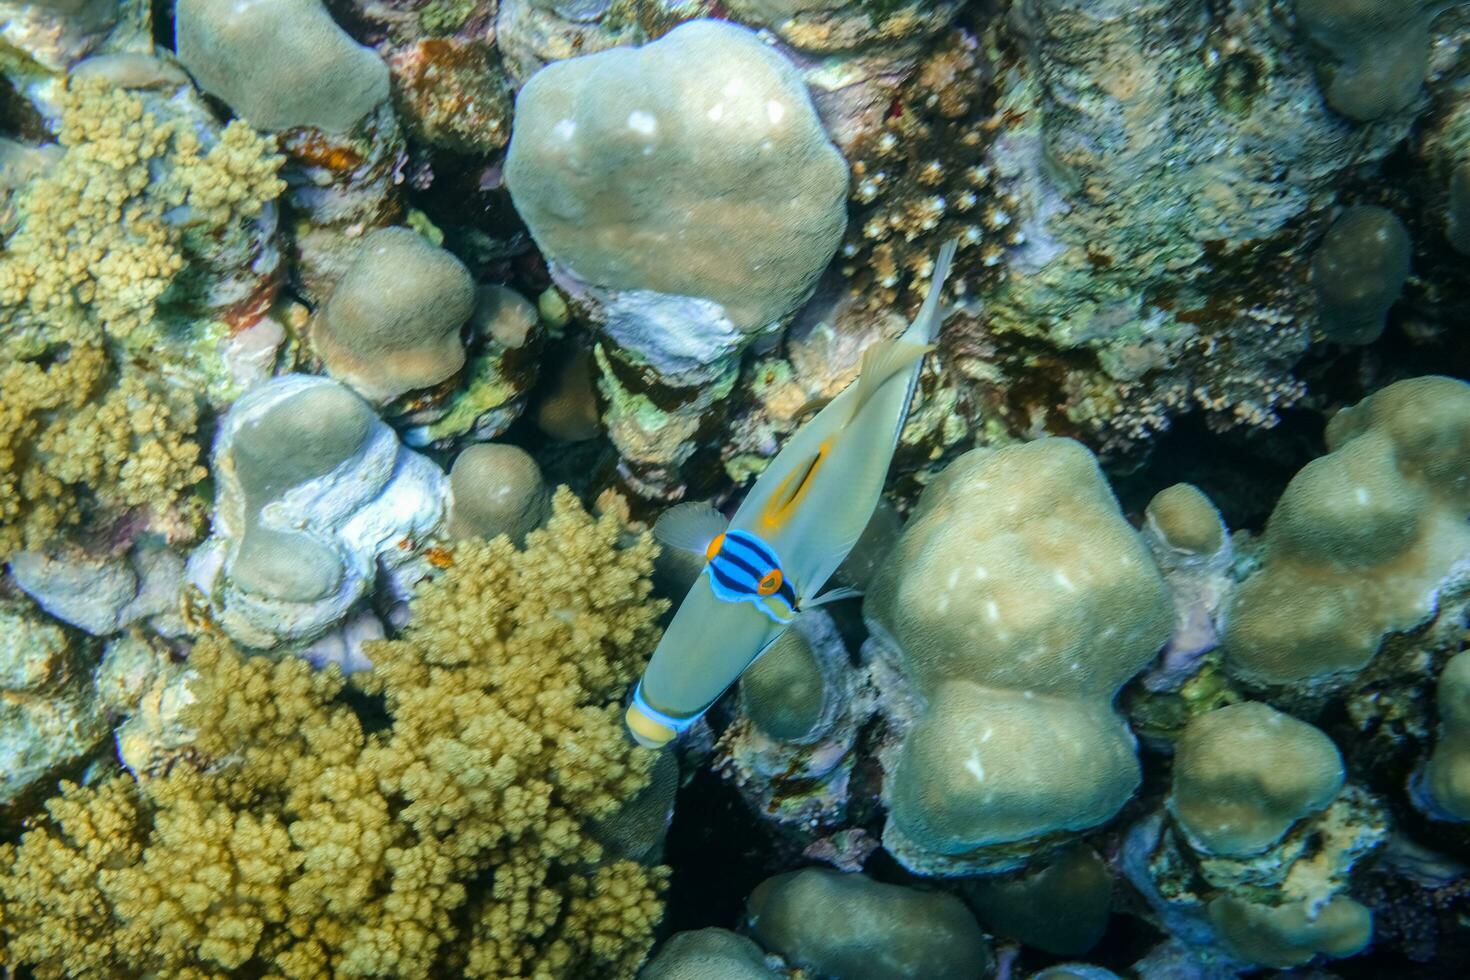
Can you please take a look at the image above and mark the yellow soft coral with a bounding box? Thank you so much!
[0,492,670,978]
[0,76,284,339]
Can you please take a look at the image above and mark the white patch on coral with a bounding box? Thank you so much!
[627,110,657,136]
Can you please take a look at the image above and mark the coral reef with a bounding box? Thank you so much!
[5,0,1470,976]
[1223,376,1470,689]
[746,868,994,980]
[1,492,668,977]
[866,438,1172,874]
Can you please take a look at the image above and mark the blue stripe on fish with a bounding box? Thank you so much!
[724,530,777,566]
[704,530,799,624]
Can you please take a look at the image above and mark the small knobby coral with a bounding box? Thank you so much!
[0,491,670,978]
[0,323,208,558]
[0,75,284,339]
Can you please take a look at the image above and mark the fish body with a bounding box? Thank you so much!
[625,243,957,749]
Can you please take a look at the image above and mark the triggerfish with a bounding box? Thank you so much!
[625,241,957,748]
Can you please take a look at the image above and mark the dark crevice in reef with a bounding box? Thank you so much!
[660,766,776,938]
[1109,405,1326,533]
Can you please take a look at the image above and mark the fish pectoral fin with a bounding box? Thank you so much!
[803,585,863,609]
[653,500,728,556]
[849,338,934,423]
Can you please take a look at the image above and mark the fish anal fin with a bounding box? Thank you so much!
[654,501,728,556]
[849,339,933,422]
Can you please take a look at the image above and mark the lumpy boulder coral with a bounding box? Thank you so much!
[446,443,551,545]
[176,0,390,133]
[1207,893,1373,969]
[505,18,848,338]
[1169,702,1345,857]
[641,928,781,980]
[311,226,475,405]
[1223,376,1470,687]
[746,868,994,980]
[866,438,1173,873]
[1,491,668,978]
[187,374,446,649]
[1295,0,1448,121]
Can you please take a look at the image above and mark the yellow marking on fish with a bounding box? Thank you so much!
[704,532,726,562]
[760,439,831,530]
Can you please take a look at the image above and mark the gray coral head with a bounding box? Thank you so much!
[222,378,377,602]
[446,443,551,546]
[504,18,849,337]
[1312,206,1411,345]
[746,868,993,980]
[175,0,390,133]
[1295,0,1442,122]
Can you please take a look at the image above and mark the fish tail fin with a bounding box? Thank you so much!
[848,338,934,421]
[908,238,958,345]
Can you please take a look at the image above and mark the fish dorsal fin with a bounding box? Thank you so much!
[654,501,729,556]
[848,338,933,423]
[803,585,863,609]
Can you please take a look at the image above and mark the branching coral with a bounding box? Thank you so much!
[0,324,207,558]
[0,75,285,557]
[1,491,669,978]
[0,76,285,341]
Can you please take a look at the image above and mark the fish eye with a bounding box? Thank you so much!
[704,533,726,561]
[757,569,783,596]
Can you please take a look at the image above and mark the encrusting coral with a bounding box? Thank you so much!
[1,490,669,978]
